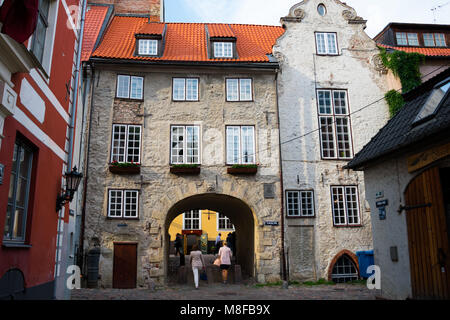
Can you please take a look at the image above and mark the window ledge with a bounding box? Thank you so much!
[227,166,258,175]
[109,164,141,174]
[2,242,32,248]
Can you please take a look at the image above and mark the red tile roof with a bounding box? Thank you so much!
[378,43,450,57]
[90,16,285,63]
[136,22,165,36]
[208,24,235,38]
[81,5,109,62]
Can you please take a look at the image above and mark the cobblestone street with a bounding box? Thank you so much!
[71,283,376,300]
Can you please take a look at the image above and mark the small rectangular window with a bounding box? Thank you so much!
[226,125,255,164]
[214,42,233,58]
[116,75,143,99]
[423,33,435,47]
[226,78,252,101]
[217,213,234,230]
[331,186,360,226]
[316,32,338,55]
[183,210,201,230]
[4,140,34,242]
[31,0,50,63]
[434,33,446,47]
[138,39,158,55]
[108,190,139,218]
[172,78,199,101]
[396,32,407,45]
[111,124,142,163]
[171,125,200,164]
[407,33,419,46]
[317,89,353,159]
[286,190,315,217]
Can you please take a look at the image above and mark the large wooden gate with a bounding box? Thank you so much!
[405,166,450,299]
[113,243,137,289]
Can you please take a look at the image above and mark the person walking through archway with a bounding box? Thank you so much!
[218,241,232,284]
[189,244,205,289]
[174,233,185,266]
[215,233,222,254]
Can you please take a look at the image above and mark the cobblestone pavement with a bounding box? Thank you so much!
[71,283,376,300]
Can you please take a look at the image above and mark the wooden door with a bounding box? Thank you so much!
[113,243,137,289]
[405,166,450,299]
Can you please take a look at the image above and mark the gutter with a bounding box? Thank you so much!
[89,57,280,70]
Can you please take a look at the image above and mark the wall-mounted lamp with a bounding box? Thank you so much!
[56,166,83,212]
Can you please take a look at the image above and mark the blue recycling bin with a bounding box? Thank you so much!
[356,250,374,279]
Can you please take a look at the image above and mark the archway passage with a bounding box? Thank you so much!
[164,193,255,283]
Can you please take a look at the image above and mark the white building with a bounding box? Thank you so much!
[273,0,391,282]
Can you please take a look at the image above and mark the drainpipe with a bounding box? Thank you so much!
[275,70,287,282]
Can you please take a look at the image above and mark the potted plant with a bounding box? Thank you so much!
[227,164,258,175]
[109,160,141,174]
[169,164,201,175]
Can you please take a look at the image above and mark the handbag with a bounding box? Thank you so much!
[200,270,207,281]
[213,257,221,266]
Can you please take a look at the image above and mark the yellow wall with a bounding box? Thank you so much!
[168,210,234,242]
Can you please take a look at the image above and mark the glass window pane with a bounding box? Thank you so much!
[318,90,332,114]
[316,33,326,54]
[130,77,143,99]
[111,125,127,162]
[117,75,130,98]
[226,126,240,164]
[239,79,252,101]
[173,78,186,101]
[407,33,419,46]
[435,33,446,47]
[423,33,435,47]
[326,33,337,54]
[226,79,239,101]
[186,79,198,101]
[241,126,255,164]
[171,126,185,164]
[139,39,157,55]
[396,32,407,45]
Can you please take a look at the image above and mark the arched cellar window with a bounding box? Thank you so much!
[331,254,359,283]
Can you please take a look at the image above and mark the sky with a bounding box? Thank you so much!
[164,0,450,38]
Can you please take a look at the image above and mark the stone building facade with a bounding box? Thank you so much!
[273,0,391,282]
[81,16,285,287]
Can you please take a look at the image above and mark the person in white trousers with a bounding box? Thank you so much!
[189,244,206,289]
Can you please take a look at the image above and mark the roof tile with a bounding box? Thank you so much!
[91,16,285,63]
[81,5,109,62]
[379,43,450,57]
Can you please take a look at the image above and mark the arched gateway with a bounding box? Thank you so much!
[164,193,256,278]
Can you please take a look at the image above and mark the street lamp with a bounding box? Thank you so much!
[56,166,83,212]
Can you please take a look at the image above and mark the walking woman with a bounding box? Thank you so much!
[218,241,232,284]
[189,244,205,289]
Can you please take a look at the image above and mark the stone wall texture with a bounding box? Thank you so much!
[84,66,283,287]
[274,0,391,281]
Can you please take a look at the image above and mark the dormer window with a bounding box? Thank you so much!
[213,42,233,58]
[138,39,158,56]
[135,23,165,57]
[413,78,450,125]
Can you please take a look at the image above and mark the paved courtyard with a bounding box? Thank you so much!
[70,282,377,300]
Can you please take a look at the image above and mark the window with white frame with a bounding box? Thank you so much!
[173,78,199,101]
[286,190,314,217]
[331,186,360,226]
[116,75,143,99]
[226,78,252,101]
[213,42,233,58]
[217,213,234,230]
[111,124,141,163]
[170,125,200,164]
[315,32,338,55]
[138,39,158,55]
[317,89,353,159]
[226,125,255,164]
[31,0,50,64]
[108,190,139,218]
[183,210,201,230]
